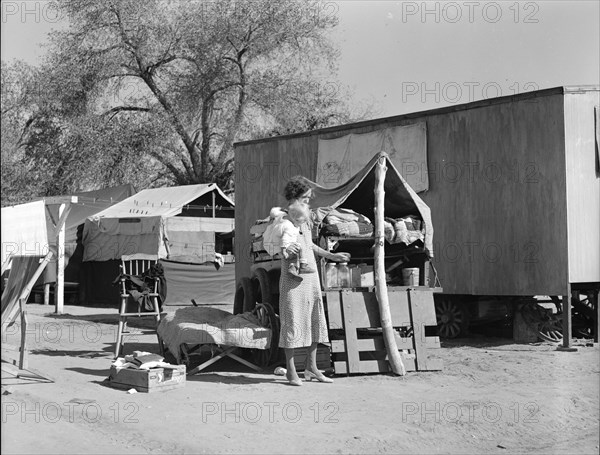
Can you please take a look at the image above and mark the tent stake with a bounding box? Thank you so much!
[374,153,406,376]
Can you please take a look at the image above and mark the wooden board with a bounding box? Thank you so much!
[408,290,442,371]
[326,289,441,374]
[293,344,331,370]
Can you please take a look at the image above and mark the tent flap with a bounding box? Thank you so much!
[307,152,434,256]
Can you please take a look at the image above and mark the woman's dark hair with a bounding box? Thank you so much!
[284,176,311,202]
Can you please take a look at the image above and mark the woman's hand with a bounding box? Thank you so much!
[328,252,351,263]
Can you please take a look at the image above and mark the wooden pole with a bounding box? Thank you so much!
[374,154,406,376]
[557,282,577,351]
[55,203,66,314]
[44,283,50,305]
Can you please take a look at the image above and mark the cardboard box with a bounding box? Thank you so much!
[108,365,186,393]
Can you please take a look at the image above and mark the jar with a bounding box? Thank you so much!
[350,265,361,287]
[337,262,350,288]
[325,262,338,289]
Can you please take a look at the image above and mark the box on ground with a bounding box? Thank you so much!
[108,365,186,393]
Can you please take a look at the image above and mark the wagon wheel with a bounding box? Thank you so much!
[252,302,280,368]
[435,299,467,339]
[571,313,593,339]
[571,290,597,339]
[520,301,563,343]
[536,313,563,343]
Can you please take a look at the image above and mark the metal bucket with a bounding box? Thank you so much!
[402,268,420,286]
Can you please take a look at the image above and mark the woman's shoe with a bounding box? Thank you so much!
[286,373,302,386]
[303,369,333,383]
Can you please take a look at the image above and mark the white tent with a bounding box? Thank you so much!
[82,183,235,262]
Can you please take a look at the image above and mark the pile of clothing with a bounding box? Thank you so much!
[113,262,167,312]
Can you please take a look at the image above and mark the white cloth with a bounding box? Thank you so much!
[317,123,428,192]
[1,200,49,267]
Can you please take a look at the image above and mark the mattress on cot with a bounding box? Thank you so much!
[157,307,271,363]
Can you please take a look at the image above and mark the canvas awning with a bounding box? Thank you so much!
[305,152,434,256]
[89,183,233,219]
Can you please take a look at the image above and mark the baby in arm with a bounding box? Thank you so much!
[277,203,316,279]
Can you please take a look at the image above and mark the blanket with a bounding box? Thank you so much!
[157,307,271,363]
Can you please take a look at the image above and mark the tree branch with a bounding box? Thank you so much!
[102,106,151,121]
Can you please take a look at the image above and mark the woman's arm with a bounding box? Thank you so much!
[312,243,350,262]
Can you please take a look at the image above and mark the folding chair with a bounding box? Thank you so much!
[114,254,164,358]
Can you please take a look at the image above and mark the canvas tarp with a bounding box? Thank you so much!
[80,259,236,307]
[317,123,428,192]
[307,152,434,256]
[1,200,49,267]
[41,184,136,246]
[160,260,235,306]
[46,185,137,284]
[83,184,234,262]
[89,183,233,220]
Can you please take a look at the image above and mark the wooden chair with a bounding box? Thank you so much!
[114,254,164,358]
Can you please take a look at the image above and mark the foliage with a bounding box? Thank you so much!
[2,0,375,206]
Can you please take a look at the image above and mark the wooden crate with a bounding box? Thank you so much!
[108,365,186,393]
[293,344,331,371]
[326,288,442,374]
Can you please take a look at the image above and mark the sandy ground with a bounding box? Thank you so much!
[1,303,598,455]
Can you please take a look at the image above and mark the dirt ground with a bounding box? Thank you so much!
[1,303,598,455]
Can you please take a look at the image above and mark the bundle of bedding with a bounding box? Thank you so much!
[318,208,425,247]
[320,208,374,238]
[384,216,424,245]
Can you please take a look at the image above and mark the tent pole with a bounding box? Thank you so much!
[44,283,50,305]
[374,153,406,376]
[54,203,72,314]
[56,203,65,314]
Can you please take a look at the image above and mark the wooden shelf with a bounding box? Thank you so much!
[322,286,442,293]
[323,236,425,255]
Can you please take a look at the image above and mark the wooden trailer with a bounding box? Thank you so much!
[234,86,599,348]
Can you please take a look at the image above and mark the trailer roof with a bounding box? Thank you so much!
[234,85,599,147]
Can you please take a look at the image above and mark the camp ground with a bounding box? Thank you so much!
[1,87,599,454]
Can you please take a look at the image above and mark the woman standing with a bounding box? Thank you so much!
[279,176,350,386]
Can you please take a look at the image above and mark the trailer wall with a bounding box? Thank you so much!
[564,90,600,284]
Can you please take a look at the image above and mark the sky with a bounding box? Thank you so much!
[1,0,599,117]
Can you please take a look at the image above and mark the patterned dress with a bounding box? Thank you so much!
[278,222,329,348]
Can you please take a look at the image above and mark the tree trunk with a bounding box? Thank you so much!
[374,153,406,376]
[142,74,199,182]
